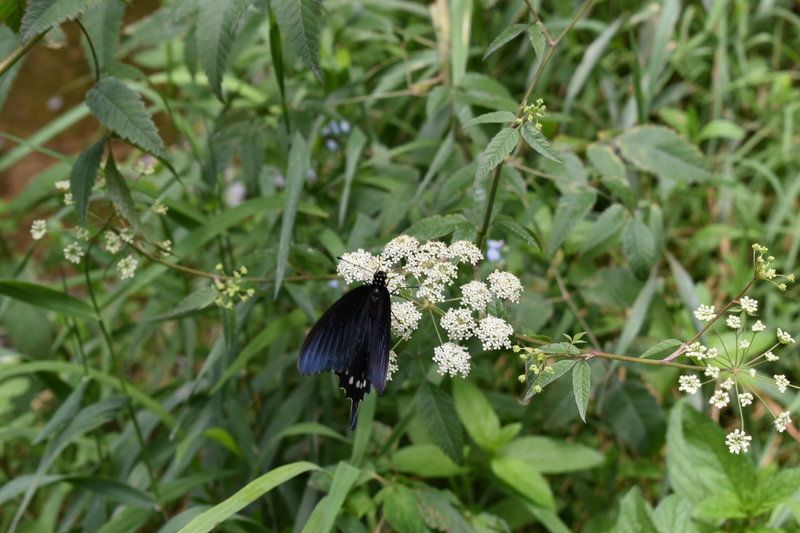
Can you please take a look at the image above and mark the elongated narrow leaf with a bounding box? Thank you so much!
[33,379,89,444]
[20,0,103,41]
[176,462,319,533]
[493,214,540,249]
[523,359,576,404]
[639,338,683,360]
[274,132,309,297]
[81,0,125,73]
[416,382,464,464]
[272,0,322,80]
[616,126,709,184]
[392,444,465,478]
[520,123,561,163]
[581,204,625,255]
[572,361,591,423]
[462,110,517,128]
[483,23,527,59]
[405,214,469,240]
[0,280,95,320]
[198,0,244,101]
[104,149,140,231]
[547,189,596,256]
[476,127,519,181]
[623,218,656,279]
[86,77,168,160]
[339,127,367,226]
[615,270,657,355]
[304,462,360,533]
[66,477,155,509]
[70,138,105,225]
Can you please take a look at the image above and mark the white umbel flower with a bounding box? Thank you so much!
[117,255,138,279]
[63,243,84,264]
[476,316,514,350]
[448,241,483,264]
[774,374,790,393]
[764,350,778,362]
[739,296,758,315]
[704,366,720,379]
[391,301,422,341]
[433,343,471,378]
[440,308,476,341]
[738,392,754,407]
[337,249,379,284]
[751,320,766,332]
[381,235,419,265]
[386,350,399,381]
[709,390,730,408]
[726,315,741,329]
[487,270,523,302]
[30,220,47,240]
[774,411,792,433]
[460,281,492,312]
[694,304,716,322]
[725,429,752,454]
[678,375,701,394]
[777,328,795,344]
[105,231,122,254]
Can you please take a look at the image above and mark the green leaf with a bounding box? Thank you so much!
[483,24,527,60]
[176,462,319,533]
[587,143,625,177]
[302,462,360,533]
[20,0,103,41]
[144,286,218,322]
[547,189,596,256]
[0,280,96,320]
[475,127,519,181]
[33,378,89,444]
[339,127,367,225]
[523,359,576,403]
[203,428,241,456]
[520,123,562,163]
[198,0,245,101]
[614,486,659,533]
[639,339,683,359]
[452,379,501,452]
[623,217,656,279]
[272,0,322,81]
[69,138,105,226]
[414,130,455,202]
[416,488,472,533]
[698,119,744,141]
[499,436,604,474]
[274,132,309,297]
[104,149,140,231]
[615,270,657,355]
[392,444,466,478]
[603,380,664,454]
[490,456,555,510]
[616,126,710,184]
[652,495,698,533]
[275,422,348,443]
[86,77,168,160]
[66,477,155,509]
[405,214,470,240]
[572,361,590,423]
[379,485,430,533]
[80,0,124,74]
[0,0,25,33]
[462,110,517,128]
[581,204,626,255]
[527,24,545,58]
[493,215,540,249]
[564,18,622,109]
[416,381,464,464]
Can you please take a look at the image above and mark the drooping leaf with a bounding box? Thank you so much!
[475,127,519,181]
[483,23,527,60]
[522,359,576,404]
[492,215,540,249]
[197,0,245,101]
[66,477,155,509]
[86,77,168,160]
[572,361,591,423]
[104,149,140,231]
[274,132,309,297]
[623,217,656,279]
[520,123,561,163]
[80,0,125,74]
[69,138,105,226]
[416,381,464,464]
[0,280,95,320]
[639,338,683,360]
[20,0,103,41]
[272,0,322,80]
[462,110,517,128]
[616,126,710,184]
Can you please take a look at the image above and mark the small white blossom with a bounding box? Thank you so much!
[774,411,792,433]
[117,255,138,279]
[678,375,701,395]
[704,366,720,379]
[158,240,172,256]
[476,316,514,350]
[748,368,756,377]
[738,392,753,407]
[440,308,476,341]
[460,281,492,312]
[119,228,135,244]
[55,179,70,191]
[133,156,156,175]
[381,235,419,265]
[752,320,766,332]
[721,378,735,391]
[726,429,752,454]
[63,192,74,206]
[30,220,47,240]
[386,350,399,381]
[706,347,719,359]
[433,343,471,378]
[739,296,758,315]
[417,280,447,303]
[337,249,379,284]
[391,301,422,341]
[777,328,795,344]
[726,315,741,329]
[686,342,709,359]
[105,231,122,254]
[487,270,523,302]
[152,199,168,215]
[448,241,483,264]
[764,350,778,362]
[774,374,790,393]
[75,227,90,241]
[739,339,751,350]
[709,390,730,408]
[694,304,716,322]
[407,241,449,278]
[63,243,84,264]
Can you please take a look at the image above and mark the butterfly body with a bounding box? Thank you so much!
[298,271,391,429]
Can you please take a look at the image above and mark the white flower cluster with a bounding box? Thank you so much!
[726,429,752,454]
[335,236,523,380]
[685,342,718,360]
[693,304,716,322]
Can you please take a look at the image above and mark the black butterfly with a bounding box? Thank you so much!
[298,271,392,429]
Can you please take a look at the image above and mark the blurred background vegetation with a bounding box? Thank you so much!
[1,0,799,531]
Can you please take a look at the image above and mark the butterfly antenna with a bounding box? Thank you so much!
[348,398,361,430]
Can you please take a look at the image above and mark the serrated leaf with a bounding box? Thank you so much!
[273,0,322,81]
[639,339,683,359]
[520,123,561,163]
[69,138,105,226]
[547,189,596,256]
[198,0,244,101]
[615,487,659,533]
[462,110,517,129]
[416,382,464,464]
[493,215,540,249]
[379,486,429,533]
[523,359,576,404]
[581,204,625,255]
[20,0,103,41]
[144,286,218,323]
[572,361,590,423]
[527,23,546,58]
[616,126,710,184]
[483,24,527,60]
[274,132,309,297]
[405,214,469,240]
[623,218,656,279]
[0,280,96,320]
[81,0,125,74]
[475,127,519,181]
[86,77,168,160]
[104,149,141,232]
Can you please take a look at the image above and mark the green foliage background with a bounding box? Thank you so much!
[1,0,799,531]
